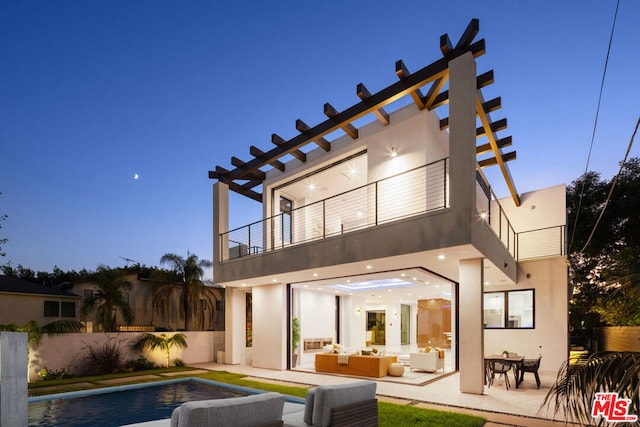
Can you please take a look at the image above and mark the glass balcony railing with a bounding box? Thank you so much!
[219,159,566,263]
[476,172,566,261]
[220,158,449,261]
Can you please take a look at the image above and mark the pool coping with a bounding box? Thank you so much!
[28,376,306,405]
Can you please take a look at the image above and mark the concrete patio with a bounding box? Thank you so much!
[184,362,574,427]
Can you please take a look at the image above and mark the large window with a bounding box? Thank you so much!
[484,289,534,329]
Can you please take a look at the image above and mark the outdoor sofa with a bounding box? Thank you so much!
[169,391,285,427]
[282,380,378,427]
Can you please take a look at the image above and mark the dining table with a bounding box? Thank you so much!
[484,354,525,388]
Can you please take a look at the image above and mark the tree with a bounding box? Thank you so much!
[542,351,640,425]
[81,265,134,332]
[567,158,640,344]
[0,320,84,349]
[132,332,188,368]
[151,252,221,331]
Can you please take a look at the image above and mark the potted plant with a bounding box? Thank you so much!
[502,349,509,358]
[292,317,300,367]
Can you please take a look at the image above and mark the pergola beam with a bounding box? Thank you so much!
[296,119,331,151]
[476,135,512,155]
[476,91,520,206]
[396,60,426,110]
[476,118,507,137]
[478,151,517,167]
[210,33,488,195]
[250,145,285,172]
[357,83,390,125]
[231,157,266,180]
[272,133,307,163]
[324,103,359,139]
[455,18,479,50]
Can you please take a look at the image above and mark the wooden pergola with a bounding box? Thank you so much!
[209,19,520,206]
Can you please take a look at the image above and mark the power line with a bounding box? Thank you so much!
[579,117,640,254]
[568,0,620,251]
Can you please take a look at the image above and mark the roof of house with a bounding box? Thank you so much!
[208,18,520,206]
[0,275,80,298]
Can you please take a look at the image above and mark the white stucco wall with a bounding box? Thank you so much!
[498,184,567,231]
[251,284,286,370]
[484,257,569,373]
[29,331,222,381]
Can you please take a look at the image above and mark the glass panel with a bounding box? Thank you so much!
[508,290,534,328]
[279,196,292,244]
[483,293,505,328]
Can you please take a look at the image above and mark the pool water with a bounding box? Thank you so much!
[29,379,248,427]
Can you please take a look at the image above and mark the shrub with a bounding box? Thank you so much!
[82,337,127,375]
[124,355,156,372]
[173,358,185,367]
[37,367,72,381]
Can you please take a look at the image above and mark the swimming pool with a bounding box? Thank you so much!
[28,378,250,427]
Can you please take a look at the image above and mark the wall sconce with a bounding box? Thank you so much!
[393,311,398,318]
[390,147,398,158]
[355,307,361,315]
[479,211,488,220]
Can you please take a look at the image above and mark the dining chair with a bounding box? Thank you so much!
[519,356,542,388]
[488,360,512,390]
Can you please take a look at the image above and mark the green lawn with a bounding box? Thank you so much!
[29,368,486,426]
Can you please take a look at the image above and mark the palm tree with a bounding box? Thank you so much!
[0,319,84,349]
[541,351,640,425]
[151,252,221,331]
[132,332,188,368]
[81,265,134,332]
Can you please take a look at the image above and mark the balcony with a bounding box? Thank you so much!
[219,158,565,263]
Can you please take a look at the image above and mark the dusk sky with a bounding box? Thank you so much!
[1,1,638,278]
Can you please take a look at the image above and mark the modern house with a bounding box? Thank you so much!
[209,20,567,394]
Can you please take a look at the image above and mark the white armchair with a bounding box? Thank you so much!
[410,351,444,373]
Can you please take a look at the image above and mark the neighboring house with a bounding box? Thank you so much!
[0,275,81,326]
[210,20,567,394]
[67,273,224,332]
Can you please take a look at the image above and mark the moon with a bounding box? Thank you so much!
[134,173,139,180]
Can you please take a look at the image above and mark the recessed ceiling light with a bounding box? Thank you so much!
[241,283,246,287]
[346,280,351,283]
[313,273,318,277]
[388,289,392,292]
[272,279,277,282]
[366,265,372,269]
[303,285,308,288]
[400,273,406,277]
[438,254,445,260]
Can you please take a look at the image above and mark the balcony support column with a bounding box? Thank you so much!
[458,258,485,394]
[224,287,247,365]
[448,51,477,233]
[213,182,229,265]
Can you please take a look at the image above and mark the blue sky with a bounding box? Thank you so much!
[1,1,638,277]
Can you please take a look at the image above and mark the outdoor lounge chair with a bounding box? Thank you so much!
[282,380,377,427]
[519,356,542,389]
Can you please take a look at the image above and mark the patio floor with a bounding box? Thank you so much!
[190,362,575,427]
